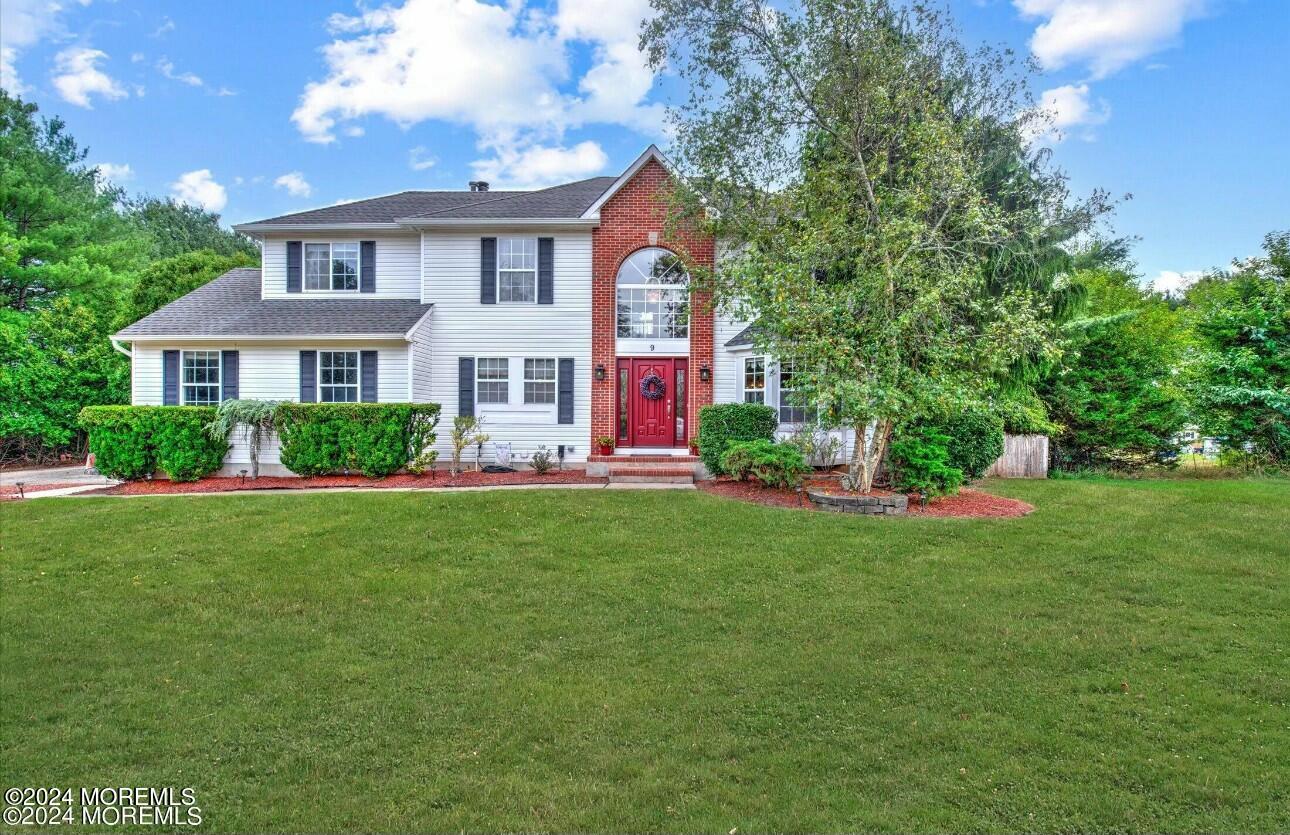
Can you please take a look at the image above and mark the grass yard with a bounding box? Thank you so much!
[2,479,1287,832]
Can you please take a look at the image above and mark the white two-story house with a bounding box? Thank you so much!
[113,147,822,475]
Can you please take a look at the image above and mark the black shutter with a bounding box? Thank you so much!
[360,240,376,293]
[360,350,378,402]
[163,350,179,405]
[538,237,554,304]
[286,241,302,293]
[299,350,317,402]
[221,350,239,401]
[458,357,475,417]
[557,358,574,424]
[480,237,496,304]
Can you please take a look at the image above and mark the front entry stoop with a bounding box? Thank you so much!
[605,460,699,484]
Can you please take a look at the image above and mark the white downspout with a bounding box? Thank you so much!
[111,337,131,357]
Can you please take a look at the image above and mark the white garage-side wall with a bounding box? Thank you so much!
[131,341,409,472]
[260,233,421,299]
[421,229,592,463]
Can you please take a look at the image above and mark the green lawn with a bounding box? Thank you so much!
[2,480,1287,832]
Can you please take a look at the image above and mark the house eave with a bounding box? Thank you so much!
[111,332,413,342]
[393,216,600,229]
[232,222,406,235]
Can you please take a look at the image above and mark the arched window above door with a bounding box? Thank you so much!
[615,247,689,339]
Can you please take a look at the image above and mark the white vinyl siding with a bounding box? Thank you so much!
[422,229,592,462]
[261,234,421,298]
[130,343,409,469]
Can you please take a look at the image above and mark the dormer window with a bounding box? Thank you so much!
[305,242,359,291]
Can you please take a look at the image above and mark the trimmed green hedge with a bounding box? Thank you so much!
[80,406,228,481]
[276,403,440,478]
[698,402,779,475]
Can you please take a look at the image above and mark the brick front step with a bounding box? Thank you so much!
[589,454,699,463]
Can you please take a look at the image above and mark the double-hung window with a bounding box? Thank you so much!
[743,356,766,404]
[182,350,221,405]
[319,350,359,402]
[477,358,509,404]
[304,242,359,291]
[524,358,556,404]
[778,360,816,424]
[497,237,537,303]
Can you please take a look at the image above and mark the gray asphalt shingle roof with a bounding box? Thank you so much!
[116,269,431,338]
[724,323,763,347]
[242,176,617,226]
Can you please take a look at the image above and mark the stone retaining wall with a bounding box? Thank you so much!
[806,490,908,515]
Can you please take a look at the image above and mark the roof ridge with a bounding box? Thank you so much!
[415,176,614,219]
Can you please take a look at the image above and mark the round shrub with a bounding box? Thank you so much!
[889,424,964,497]
[80,406,156,480]
[720,439,810,488]
[942,407,1005,480]
[698,402,778,475]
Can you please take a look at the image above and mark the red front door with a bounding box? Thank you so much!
[619,358,688,447]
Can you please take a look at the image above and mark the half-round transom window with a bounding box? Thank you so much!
[615,247,690,339]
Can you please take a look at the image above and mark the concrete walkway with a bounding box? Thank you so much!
[1,463,114,487]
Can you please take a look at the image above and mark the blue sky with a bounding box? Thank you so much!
[2,0,1285,291]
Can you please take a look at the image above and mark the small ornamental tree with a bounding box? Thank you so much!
[645,0,1079,491]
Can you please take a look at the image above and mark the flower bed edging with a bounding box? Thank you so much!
[806,489,908,515]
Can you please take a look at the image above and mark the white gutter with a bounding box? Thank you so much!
[232,222,404,234]
[111,337,132,357]
[111,333,410,342]
[393,217,599,228]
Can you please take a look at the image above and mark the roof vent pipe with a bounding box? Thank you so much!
[468,181,489,192]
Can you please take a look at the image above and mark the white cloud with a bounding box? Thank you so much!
[1014,0,1207,79]
[408,146,436,171]
[1,0,80,95]
[52,47,127,108]
[1028,83,1111,142]
[291,0,656,183]
[152,17,176,38]
[274,171,313,198]
[130,52,145,63]
[171,169,228,212]
[157,57,203,87]
[93,162,133,186]
[1152,269,1204,295]
[472,139,609,189]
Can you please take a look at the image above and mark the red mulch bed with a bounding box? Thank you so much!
[698,477,1033,518]
[1,482,91,501]
[90,469,607,496]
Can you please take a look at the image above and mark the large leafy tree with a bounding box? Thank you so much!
[124,248,257,326]
[124,196,259,261]
[644,0,1087,490]
[1183,231,1289,464]
[1040,268,1186,469]
[0,91,144,311]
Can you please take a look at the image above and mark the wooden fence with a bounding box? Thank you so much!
[986,434,1049,478]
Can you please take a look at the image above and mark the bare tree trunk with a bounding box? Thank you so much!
[846,417,894,493]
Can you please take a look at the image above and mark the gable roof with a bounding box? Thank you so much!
[580,145,678,219]
[235,177,617,230]
[115,269,431,339]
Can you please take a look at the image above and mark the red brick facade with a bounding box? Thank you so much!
[590,157,715,448]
